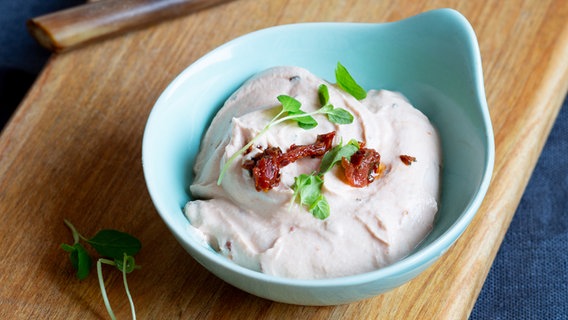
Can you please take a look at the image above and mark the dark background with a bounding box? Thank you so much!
[1,1,566,318]
[0,0,83,129]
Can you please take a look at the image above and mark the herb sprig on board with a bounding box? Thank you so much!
[61,219,141,320]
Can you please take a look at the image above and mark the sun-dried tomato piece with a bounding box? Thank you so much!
[399,155,416,166]
[279,132,335,167]
[250,147,283,191]
[341,148,381,188]
[242,132,335,192]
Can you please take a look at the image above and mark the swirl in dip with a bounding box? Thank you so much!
[184,66,441,279]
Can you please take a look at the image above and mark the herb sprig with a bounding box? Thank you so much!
[61,219,141,320]
[335,62,367,100]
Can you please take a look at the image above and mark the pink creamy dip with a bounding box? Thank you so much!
[184,66,441,279]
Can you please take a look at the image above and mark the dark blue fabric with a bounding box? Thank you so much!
[0,0,82,129]
[470,98,568,319]
[1,2,567,318]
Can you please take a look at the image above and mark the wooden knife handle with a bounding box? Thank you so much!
[27,0,233,52]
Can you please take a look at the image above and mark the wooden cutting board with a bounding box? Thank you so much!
[1,0,567,318]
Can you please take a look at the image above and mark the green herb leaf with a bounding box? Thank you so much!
[277,95,318,129]
[290,174,306,208]
[327,108,354,124]
[87,230,142,260]
[318,84,330,105]
[319,139,360,174]
[291,173,330,220]
[298,174,324,205]
[291,174,312,206]
[287,109,318,129]
[335,62,367,100]
[61,243,75,252]
[319,104,334,113]
[317,84,354,125]
[309,195,330,220]
[277,95,302,113]
[74,243,92,280]
[62,242,92,280]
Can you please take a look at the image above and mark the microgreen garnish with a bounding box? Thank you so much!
[217,93,354,185]
[290,173,330,220]
[61,219,141,320]
[335,62,367,100]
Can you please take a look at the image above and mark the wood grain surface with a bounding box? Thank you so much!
[1,0,568,319]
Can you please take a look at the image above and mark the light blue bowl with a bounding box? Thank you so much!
[142,8,494,305]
